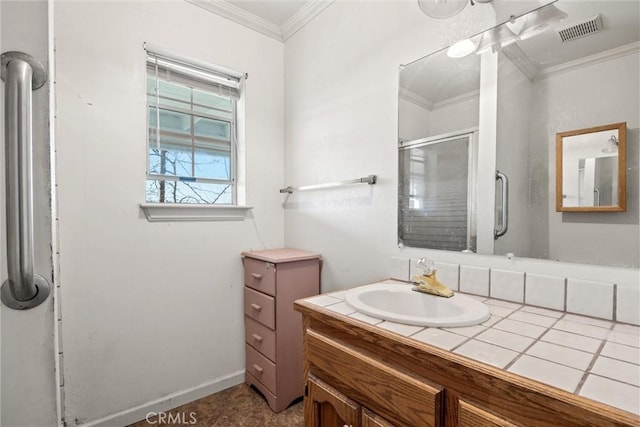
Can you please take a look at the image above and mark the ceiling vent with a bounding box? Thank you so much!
[557,14,603,42]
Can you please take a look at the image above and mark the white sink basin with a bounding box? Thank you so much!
[345,282,490,328]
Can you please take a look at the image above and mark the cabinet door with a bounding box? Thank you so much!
[306,375,360,427]
[458,399,519,427]
[362,408,396,427]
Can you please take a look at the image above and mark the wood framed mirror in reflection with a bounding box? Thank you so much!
[556,122,626,212]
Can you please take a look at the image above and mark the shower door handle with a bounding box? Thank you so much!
[1,51,50,310]
[494,171,509,240]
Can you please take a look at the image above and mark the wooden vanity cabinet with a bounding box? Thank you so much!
[305,375,397,427]
[295,300,640,427]
[242,249,320,412]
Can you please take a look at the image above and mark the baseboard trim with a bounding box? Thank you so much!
[78,370,245,427]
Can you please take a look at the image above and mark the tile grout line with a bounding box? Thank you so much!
[574,338,608,395]
[503,310,564,371]
[612,284,617,323]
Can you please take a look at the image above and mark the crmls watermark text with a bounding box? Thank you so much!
[145,411,197,425]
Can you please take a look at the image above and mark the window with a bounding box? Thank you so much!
[145,49,243,204]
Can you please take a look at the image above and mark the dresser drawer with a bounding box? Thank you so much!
[246,344,277,395]
[244,287,275,329]
[245,316,276,362]
[244,257,276,296]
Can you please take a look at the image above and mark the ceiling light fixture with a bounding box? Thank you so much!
[417,0,492,20]
[447,38,476,58]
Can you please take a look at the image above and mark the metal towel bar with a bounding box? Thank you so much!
[279,175,377,194]
[1,51,50,310]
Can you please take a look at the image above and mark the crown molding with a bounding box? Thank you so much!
[399,90,434,111]
[185,0,333,42]
[186,0,283,41]
[432,89,479,110]
[282,0,334,41]
[535,41,640,81]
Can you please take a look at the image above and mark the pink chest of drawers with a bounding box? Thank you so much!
[242,248,320,412]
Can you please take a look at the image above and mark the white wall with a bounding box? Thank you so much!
[283,0,639,293]
[0,1,58,426]
[530,52,639,267]
[398,97,430,142]
[54,1,284,425]
[283,0,539,291]
[429,95,479,137]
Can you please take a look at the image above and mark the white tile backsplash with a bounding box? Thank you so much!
[434,261,459,291]
[460,265,490,296]
[525,273,565,311]
[566,279,614,320]
[617,285,640,326]
[490,269,525,303]
[390,256,410,281]
[389,257,638,326]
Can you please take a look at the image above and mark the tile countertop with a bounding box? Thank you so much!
[303,280,640,416]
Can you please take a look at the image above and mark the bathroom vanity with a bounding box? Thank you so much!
[295,286,639,426]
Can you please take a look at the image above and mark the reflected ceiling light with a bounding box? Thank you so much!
[602,135,619,153]
[476,25,518,55]
[417,0,492,20]
[447,38,476,58]
[518,4,568,40]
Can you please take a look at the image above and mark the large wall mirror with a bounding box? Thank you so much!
[556,122,626,212]
[399,0,639,268]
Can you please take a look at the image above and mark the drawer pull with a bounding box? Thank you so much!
[252,333,263,343]
[251,273,263,280]
[250,303,262,311]
[253,364,263,374]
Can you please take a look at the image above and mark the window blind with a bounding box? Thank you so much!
[146,50,242,100]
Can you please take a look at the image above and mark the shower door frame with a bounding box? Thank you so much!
[398,128,478,253]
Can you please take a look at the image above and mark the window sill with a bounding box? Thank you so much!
[140,203,253,222]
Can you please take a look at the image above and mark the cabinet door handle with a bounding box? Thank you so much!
[251,333,263,342]
[251,273,263,280]
[253,364,263,374]
[250,303,262,311]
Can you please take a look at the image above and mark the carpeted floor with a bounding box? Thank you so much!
[129,383,304,426]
